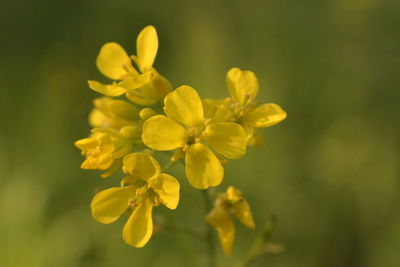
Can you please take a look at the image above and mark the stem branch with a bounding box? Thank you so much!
[202,189,216,267]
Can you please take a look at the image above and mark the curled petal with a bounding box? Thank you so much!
[185,143,223,189]
[206,205,235,255]
[242,103,287,128]
[142,115,188,151]
[232,200,256,230]
[96,42,133,80]
[205,122,247,159]
[88,80,126,97]
[123,153,161,180]
[91,186,134,224]
[152,174,180,210]
[164,85,204,127]
[226,67,259,105]
[136,25,158,72]
[123,198,154,247]
[75,138,97,151]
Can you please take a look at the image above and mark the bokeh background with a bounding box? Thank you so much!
[1,0,399,266]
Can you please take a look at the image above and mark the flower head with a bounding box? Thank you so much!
[142,85,248,189]
[75,127,140,177]
[90,153,180,247]
[206,186,255,255]
[204,67,287,145]
[88,25,172,105]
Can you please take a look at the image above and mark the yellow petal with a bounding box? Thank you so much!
[164,85,204,127]
[119,124,142,140]
[205,122,247,159]
[91,186,134,224]
[206,205,235,255]
[108,100,139,121]
[136,25,158,72]
[122,198,154,247]
[185,143,223,189]
[152,174,180,210]
[89,109,107,128]
[101,158,123,178]
[119,72,152,90]
[232,200,256,229]
[89,98,116,128]
[246,131,266,148]
[111,142,132,159]
[125,83,159,106]
[202,99,232,122]
[139,108,157,121]
[75,138,97,151]
[151,74,173,101]
[98,134,114,153]
[242,103,287,128]
[96,42,132,80]
[88,80,126,97]
[226,67,259,105]
[123,153,161,180]
[142,115,188,151]
[91,127,119,137]
[226,186,242,203]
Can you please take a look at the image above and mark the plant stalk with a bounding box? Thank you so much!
[202,189,216,267]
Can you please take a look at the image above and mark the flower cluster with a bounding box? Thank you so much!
[75,26,286,253]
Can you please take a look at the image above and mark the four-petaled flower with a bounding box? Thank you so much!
[91,153,180,247]
[204,67,287,145]
[206,186,255,255]
[75,127,140,177]
[88,25,172,106]
[142,85,248,189]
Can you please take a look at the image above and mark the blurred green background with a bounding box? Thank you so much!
[1,0,399,266]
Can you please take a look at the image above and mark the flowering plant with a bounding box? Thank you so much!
[76,25,286,264]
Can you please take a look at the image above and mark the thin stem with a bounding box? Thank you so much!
[162,160,174,172]
[202,189,216,267]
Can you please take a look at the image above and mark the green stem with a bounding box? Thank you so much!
[162,160,174,172]
[202,189,216,267]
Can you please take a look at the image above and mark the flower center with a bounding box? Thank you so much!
[187,121,208,144]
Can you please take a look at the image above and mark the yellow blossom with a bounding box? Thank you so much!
[88,25,172,105]
[75,127,140,177]
[90,153,180,247]
[206,186,255,255]
[142,85,248,189]
[204,67,287,145]
[89,97,140,129]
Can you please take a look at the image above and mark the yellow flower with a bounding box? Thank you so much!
[75,127,140,177]
[90,153,180,247]
[88,25,172,105]
[204,67,287,144]
[142,85,248,189]
[206,186,255,255]
[89,97,140,129]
